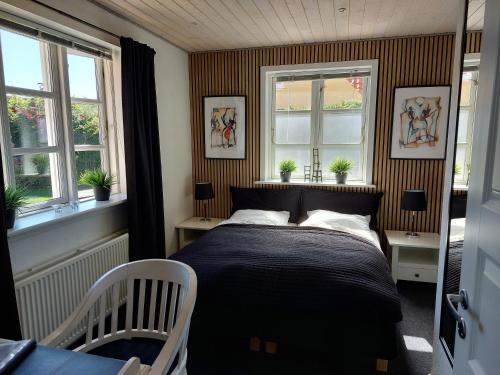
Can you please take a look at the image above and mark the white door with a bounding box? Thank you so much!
[452,1,500,374]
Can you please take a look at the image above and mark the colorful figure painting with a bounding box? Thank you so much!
[204,96,246,159]
[210,107,237,148]
[391,86,450,159]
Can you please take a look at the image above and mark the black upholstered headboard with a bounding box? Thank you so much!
[230,186,384,229]
[299,189,384,230]
[230,187,302,223]
[450,194,468,219]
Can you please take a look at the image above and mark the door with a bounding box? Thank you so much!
[452,1,500,374]
[432,0,467,373]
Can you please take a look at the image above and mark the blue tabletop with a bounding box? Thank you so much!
[12,346,126,375]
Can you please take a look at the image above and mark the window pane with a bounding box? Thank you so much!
[0,30,48,91]
[72,103,101,145]
[8,95,55,148]
[68,53,98,99]
[14,153,59,204]
[321,147,362,180]
[457,109,469,144]
[275,80,311,111]
[275,112,311,144]
[274,146,310,177]
[454,145,467,183]
[323,77,363,110]
[322,112,362,144]
[460,72,473,106]
[76,150,102,198]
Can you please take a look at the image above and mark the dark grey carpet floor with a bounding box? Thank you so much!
[390,281,436,375]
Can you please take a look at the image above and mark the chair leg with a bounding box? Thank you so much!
[249,337,261,352]
[375,359,389,373]
[264,341,277,354]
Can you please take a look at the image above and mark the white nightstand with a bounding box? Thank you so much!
[385,230,441,283]
[176,217,224,249]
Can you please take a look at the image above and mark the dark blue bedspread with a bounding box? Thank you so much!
[171,224,402,322]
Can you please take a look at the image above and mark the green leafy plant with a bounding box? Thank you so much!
[32,154,49,175]
[71,103,100,145]
[453,163,462,176]
[329,158,354,174]
[79,169,114,189]
[279,160,298,173]
[4,186,27,211]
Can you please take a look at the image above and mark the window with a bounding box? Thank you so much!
[261,61,377,183]
[455,56,479,187]
[67,52,109,199]
[0,28,118,211]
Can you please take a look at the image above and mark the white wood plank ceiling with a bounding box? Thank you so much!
[93,0,485,52]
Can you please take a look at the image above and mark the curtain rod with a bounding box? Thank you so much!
[32,0,119,40]
[0,10,113,59]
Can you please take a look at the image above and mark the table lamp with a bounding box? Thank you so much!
[401,189,427,238]
[195,182,214,221]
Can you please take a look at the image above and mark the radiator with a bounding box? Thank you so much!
[14,233,129,342]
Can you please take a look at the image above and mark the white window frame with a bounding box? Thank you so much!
[0,28,119,212]
[60,48,111,200]
[260,60,378,184]
[455,53,480,188]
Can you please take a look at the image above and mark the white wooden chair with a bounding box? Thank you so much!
[41,259,197,375]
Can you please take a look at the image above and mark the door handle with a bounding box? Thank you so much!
[445,289,469,339]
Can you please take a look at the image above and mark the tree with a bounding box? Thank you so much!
[71,103,102,180]
[6,96,103,202]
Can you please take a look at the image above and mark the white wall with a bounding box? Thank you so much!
[8,204,127,273]
[2,0,193,263]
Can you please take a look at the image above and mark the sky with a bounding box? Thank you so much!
[0,29,97,99]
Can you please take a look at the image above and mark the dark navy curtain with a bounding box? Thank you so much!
[120,37,166,261]
[0,145,22,339]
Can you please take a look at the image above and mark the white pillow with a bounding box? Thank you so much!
[302,210,370,229]
[300,209,375,245]
[218,209,290,226]
[450,218,466,242]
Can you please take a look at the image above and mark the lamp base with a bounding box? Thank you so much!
[200,202,211,222]
[405,231,420,238]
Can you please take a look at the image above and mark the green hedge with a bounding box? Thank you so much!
[16,175,51,189]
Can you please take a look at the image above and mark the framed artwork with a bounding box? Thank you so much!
[390,86,451,159]
[203,95,246,159]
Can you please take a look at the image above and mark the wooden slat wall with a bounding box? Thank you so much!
[188,32,481,244]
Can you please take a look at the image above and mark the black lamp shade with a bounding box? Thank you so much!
[195,182,214,200]
[401,190,427,212]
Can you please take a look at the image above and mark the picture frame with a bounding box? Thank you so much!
[203,95,246,160]
[390,85,451,160]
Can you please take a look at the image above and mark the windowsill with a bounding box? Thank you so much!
[7,193,127,238]
[255,179,376,188]
[453,184,469,192]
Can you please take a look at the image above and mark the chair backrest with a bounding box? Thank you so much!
[42,259,197,371]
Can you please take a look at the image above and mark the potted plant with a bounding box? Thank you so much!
[79,169,114,201]
[4,186,26,229]
[279,160,298,183]
[329,158,354,184]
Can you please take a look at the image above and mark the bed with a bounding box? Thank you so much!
[445,194,468,296]
[441,195,467,356]
[171,188,402,373]
[446,218,466,295]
